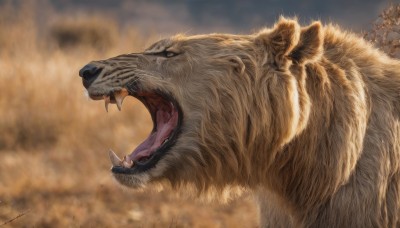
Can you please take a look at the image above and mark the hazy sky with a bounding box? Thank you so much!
[4,0,400,35]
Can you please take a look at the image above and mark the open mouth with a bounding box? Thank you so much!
[92,87,183,174]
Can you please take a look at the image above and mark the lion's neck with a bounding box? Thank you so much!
[258,57,369,217]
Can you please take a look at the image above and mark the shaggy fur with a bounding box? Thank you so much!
[82,18,400,227]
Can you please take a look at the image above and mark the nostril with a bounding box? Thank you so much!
[79,64,103,88]
[81,69,93,79]
[79,64,102,80]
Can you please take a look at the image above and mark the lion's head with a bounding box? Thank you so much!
[79,18,323,194]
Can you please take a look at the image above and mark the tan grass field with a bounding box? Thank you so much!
[0,2,398,227]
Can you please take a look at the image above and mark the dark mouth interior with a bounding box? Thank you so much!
[130,92,179,163]
[112,90,182,174]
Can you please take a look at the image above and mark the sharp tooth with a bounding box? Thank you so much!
[115,98,122,111]
[114,89,129,111]
[104,95,110,112]
[122,155,134,168]
[109,149,122,166]
[162,138,169,145]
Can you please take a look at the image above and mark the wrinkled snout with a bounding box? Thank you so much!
[79,63,103,89]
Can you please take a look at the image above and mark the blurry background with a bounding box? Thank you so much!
[0,0,399,227]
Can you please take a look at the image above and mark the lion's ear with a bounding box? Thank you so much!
[256,18,324,69]
[228,56,246,75]
[289,21,323,64]
[256,17,301,69]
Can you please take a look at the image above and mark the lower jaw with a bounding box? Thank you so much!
[111,171,149,188]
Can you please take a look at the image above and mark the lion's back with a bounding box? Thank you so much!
[304,24,400,227]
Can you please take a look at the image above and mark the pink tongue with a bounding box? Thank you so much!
[129,107,178,162]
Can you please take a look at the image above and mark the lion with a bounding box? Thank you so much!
[79,18,400,227]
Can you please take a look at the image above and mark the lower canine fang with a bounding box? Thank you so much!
[109,150,122,166]
[108,150,134,168]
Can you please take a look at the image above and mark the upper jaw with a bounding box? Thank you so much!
[87,86,131,111]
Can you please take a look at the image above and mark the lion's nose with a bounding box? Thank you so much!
[79,64,102,88]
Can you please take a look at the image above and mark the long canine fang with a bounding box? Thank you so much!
[104,95,110,112]
[114,89,129,111]
[109,149,122,166]
[115,98,122,111]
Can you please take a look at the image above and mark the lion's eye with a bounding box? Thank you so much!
[162,50,178,58]
[147,50,179,58]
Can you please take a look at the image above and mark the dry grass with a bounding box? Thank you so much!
[0,2,257,227]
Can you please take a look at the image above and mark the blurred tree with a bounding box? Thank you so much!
[365,4,400,58]
[50,16,117,50]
